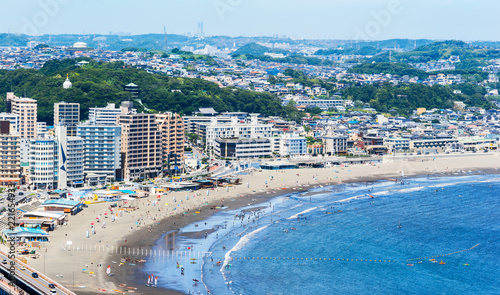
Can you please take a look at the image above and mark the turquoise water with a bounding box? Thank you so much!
[145,174,500,295]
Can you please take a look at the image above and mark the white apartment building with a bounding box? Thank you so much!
[0,113,19,134]
[205,115,273,149]
[37,122,48,138]
[77,123,121,180]
[55,126,84,188]
[384,137,411,151]
[6,92,37,139]
[29,138,57,190]
[295,99,343,111]
[89,103,136,125]
[279,134,307,157]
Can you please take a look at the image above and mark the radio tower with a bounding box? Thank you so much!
[164,26,168,51]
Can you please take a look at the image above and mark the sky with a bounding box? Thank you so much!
[0,0,498,40]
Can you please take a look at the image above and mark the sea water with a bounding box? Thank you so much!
[145,174,500,295]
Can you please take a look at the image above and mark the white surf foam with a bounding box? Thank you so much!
[287,206,319,220]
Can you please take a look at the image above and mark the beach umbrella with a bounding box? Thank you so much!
[104,212,108,216]
[91,222,95,225]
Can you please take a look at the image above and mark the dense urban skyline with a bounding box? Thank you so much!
[1,0,498,40]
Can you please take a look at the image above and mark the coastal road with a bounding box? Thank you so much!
[0,251,76,295]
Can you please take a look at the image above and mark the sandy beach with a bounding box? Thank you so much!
[2,153,499,294]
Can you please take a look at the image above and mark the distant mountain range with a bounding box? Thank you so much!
[2,33,500,53]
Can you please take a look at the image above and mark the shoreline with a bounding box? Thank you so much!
[3,153,498,294]
[113,168,499,295]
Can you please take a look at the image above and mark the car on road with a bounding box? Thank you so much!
[48,283,55,289]
[31,272,38,278]
[19,266,25,270]
[1,259,6,264]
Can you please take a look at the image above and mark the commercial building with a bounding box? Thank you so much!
[77,123,121,180]
[54,102,80,136]
[0,121,21,185]
[156,112,185,173]
[118,110,162,181]
[6,92,37,139]
[214,138,272,159]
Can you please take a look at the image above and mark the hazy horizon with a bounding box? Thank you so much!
[0,0,498,41]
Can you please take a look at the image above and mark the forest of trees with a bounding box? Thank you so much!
[347,62,429,79]
[0,58,302,124]
[342,83,494,115]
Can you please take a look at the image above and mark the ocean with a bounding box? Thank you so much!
[144,174,500,295]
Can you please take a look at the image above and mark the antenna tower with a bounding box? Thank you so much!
[164,26,168,51]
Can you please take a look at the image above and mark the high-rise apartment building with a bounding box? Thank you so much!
[118,112,161,181]
[155,112,184,173]
[0,121,21,185]
[28,138,57,190]
[54,102,80,136]
[6,92,37,139]
[55,126,84,188]
[77,123,121,180]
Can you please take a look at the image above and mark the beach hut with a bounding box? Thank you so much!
[40,199,84,215]
[2,227,50,242]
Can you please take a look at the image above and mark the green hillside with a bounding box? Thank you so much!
[347,62,428,79]
[342,83,493,115]
[231,42,289,57]
[368,40,500,69]
[0,58,299,124]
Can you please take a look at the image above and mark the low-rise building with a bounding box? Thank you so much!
[280,134,307,157]
[214,138,272,159]
[323,134,348,155]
